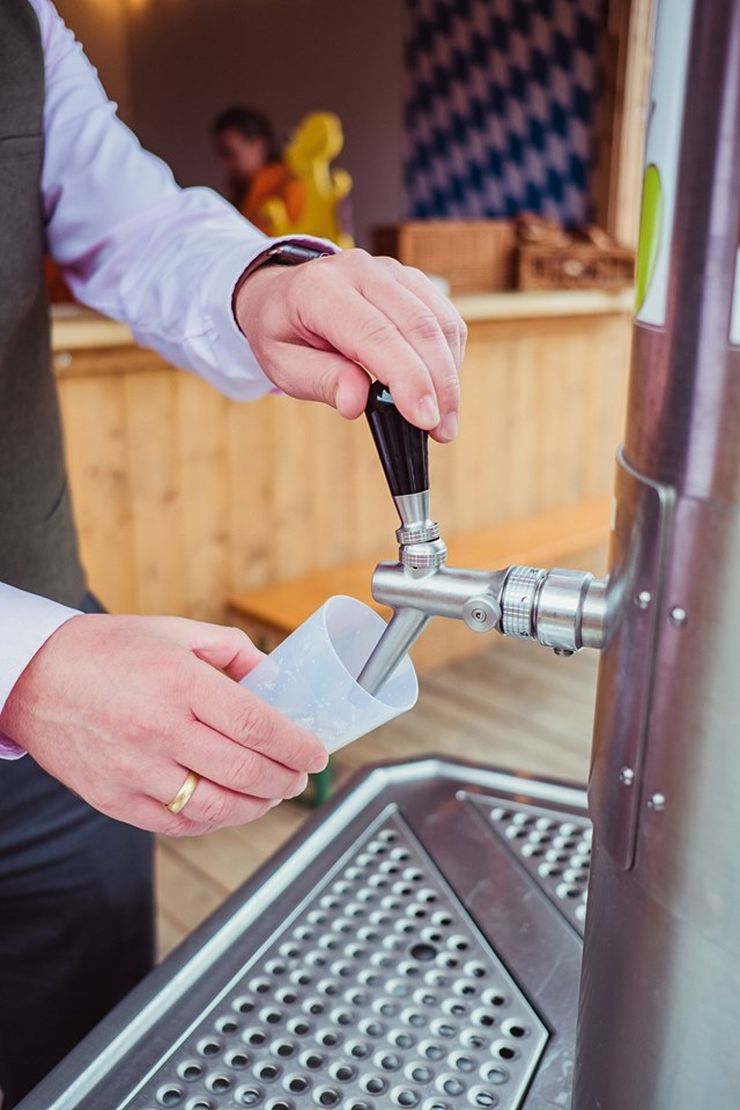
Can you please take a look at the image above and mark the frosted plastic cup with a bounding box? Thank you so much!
[240,595,418,753]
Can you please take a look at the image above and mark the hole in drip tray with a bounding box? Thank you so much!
[236,1087,263,1108]
[158,1088,183,1107]
[179,1063,202,1081]
[199,1040,221,1057]
[410,942,438,962]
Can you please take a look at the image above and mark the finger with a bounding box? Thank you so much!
[181,623,264,681]
[131,616,264,681]
[371,255,464,368]
[271,344,372,418]
[393,265,468,371]
[134,775,277,837]
[189,662,328,774]
[183,721,309,800]
[335,361,373,418]
[302,279,442,431]
[354,270,460,440]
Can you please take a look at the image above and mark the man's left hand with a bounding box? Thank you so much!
[234,249,467,443]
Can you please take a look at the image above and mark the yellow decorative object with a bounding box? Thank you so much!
[261,111,354,248]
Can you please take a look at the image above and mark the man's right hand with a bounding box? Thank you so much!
[0,614,328,837]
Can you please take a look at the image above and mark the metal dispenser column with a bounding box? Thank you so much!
[574,0,740,1105]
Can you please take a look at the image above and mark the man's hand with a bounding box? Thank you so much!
[0,614,327,837]
[234,249,467,443]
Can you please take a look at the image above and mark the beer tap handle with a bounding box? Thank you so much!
[364,381,429,500]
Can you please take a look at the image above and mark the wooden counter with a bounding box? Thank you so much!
[52,289,634,353]
[52,292,632,641]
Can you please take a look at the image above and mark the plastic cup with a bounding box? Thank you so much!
[240,595,418,753]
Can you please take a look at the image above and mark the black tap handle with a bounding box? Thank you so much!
[365,381,429,497]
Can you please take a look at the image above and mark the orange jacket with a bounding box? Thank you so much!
[240,162,306,235]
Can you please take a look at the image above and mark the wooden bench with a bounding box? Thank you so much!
[228,495,611,675]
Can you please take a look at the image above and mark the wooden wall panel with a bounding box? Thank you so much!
[55,309,632,622]
[58,374,137,613]
[176,377,230,622]
[227,399,274,592]
[124,372,185,615]
[592,0,655,246]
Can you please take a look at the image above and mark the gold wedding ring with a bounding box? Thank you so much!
[166,770,200,814]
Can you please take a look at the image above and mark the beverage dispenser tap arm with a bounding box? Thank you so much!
[357,383,609,694]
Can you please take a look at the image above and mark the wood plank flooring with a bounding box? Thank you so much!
[156,638,599,957]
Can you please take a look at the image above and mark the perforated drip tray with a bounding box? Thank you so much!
[19,757,590,1110]
[470,798,591,936]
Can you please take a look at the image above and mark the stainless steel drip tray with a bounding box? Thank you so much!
[19,757,590,1110]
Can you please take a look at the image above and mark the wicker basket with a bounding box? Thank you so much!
[518,243,634,290]
[373,220,517,294]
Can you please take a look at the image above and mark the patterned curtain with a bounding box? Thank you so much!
[404,0,606,225]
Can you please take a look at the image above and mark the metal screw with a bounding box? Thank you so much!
[463,597,499,633]
[635,590,652,610]
[669,606,687,627]
[647,792,666,813]
[553,647,575,657]
[619,766,634,786]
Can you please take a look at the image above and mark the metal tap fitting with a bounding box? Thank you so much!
[499,565,607,652]
[388,489,448,569]
[359,381,608,694]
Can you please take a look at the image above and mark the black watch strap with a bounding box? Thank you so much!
[233,242,332,308]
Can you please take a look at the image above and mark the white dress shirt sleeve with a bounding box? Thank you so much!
[0,2,336,752]
[0,586,80,757]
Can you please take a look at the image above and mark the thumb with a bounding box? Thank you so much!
[135,616,264,681]
[334,360,373,419]
[277,347,371,418]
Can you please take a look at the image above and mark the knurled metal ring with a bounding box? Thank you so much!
[396,520,441,545]
[500,565,547,639]
[400,540,448,569]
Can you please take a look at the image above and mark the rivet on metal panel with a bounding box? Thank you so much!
[619,767,635,786]
[668,606,687,626]
[647,793,666,813]
[635,590,652,610]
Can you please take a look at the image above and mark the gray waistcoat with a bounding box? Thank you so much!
[0,1,86,606]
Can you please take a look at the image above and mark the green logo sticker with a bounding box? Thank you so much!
[636,0,695,327]
[635,164,663,313]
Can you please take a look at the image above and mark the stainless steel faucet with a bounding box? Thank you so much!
[357,382,609,695]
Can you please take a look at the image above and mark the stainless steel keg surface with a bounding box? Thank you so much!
[18,757,589,1110]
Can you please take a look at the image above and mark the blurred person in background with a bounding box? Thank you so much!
[212,105,306,235]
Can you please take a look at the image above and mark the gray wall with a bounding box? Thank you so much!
[56,0,406,249]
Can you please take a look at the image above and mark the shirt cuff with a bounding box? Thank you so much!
[193,235,340,402]
[0,584,81,759]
